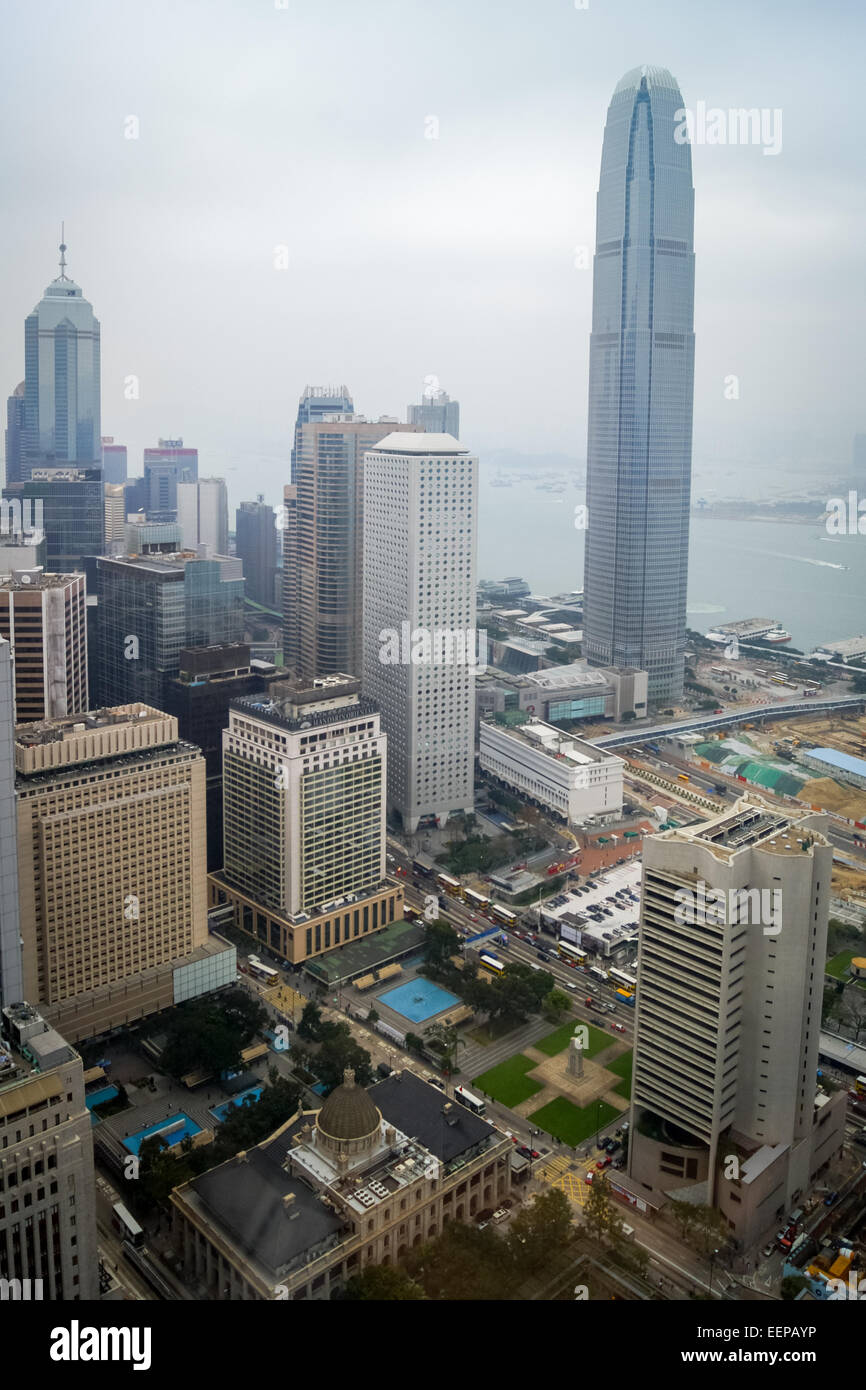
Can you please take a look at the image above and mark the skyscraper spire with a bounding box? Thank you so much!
[58,222,67,279]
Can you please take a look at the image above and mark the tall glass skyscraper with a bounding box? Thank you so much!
[582,66,695,703]
[22,238,101,472]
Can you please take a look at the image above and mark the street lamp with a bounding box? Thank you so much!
[595,1100,603,1147]
[708,1247,719,1296]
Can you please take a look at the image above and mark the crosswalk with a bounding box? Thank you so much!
[536,1155,592,1207]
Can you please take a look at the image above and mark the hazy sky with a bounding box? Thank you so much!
[1,0,863,512]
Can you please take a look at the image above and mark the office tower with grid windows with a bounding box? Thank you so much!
[0,639,23,1005]
[20,240,101,475]
[407,386,459,438]
[235,496,277,608]
[2,467,104,572]
[143,440,198,515]
[0,1001,99,1299]
[95,552,244,708]
[0,569,87,723]
[582,66,695,703]
[213,674,400,966]
[289,385,354,475]
[628,796,846,1248]
[282,416,419,679]
[14,703,233,1043]
[100,439,127,484]
[362,433,477,834]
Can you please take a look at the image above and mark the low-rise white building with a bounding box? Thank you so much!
[479,716,623,825]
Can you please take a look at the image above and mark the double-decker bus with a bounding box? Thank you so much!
[112,1201,144,1249]
[247,956,279,984]
[437,873,462,899]
[588,965,608,983]
[478,952,506,976]
[491,904,519,928]
[558,942,587,966]
[412,856,435,879]
[453,1085,487,1117]
[855,1076,866,1099]
[609,967,637,991]
[464,888,490,913]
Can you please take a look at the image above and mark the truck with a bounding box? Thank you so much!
[585,997,597,1009]
[615,988,635,1006]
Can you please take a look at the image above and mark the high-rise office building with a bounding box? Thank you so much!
[2,467,105,571]
[143,439,198,514]
[407,385,459,437]
[14,703,234,1042]
[4,384,25,486]
[283,417,420,679]
[95,552,244,709]
[104,482,127,549]
[362,433,477,833]
[212,674,400,966]
[0,569,87,722]
[20,238,101,474]
[628,796,846,1248]
[235,496,277,607]
[0,639,23,1005]
[163,643,279,871]
[0,1002,99,1299]
[582,67,695,703]
[290,385,354,475]
[101,438,127,484]
[177,477,229,556]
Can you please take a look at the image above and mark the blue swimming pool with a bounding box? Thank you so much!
[122,1112,202,1155]
[86,1084,118,1110]
[209,1084,264,1123]
[378,978,460,1024]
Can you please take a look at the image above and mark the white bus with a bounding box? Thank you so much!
[247,956,279,984]
[112,1201,144,1249]
[589,965,608,983]
[464,888,490,912]
[609,967,637,991]
[454,1085,487,1117]
[558,942,587,966]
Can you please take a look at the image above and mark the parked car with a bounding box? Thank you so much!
[595,1157,612,1170]
[492,1208,509,1223]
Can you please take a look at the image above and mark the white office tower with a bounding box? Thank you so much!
[363,433,477,834]
[177,478,229,556]
[629,796,846,1249]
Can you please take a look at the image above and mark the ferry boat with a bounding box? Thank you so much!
[764,628,792,644]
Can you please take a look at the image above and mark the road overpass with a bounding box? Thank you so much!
[593,695,866,750]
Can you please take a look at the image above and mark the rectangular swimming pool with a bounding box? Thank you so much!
[122,1112,202,1155]
[378,978,460,1024]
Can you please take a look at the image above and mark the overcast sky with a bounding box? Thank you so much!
[1,0,862,510]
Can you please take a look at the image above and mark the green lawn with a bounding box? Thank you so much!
[473,1054,544,1108]
[528,1096,620,1147]
[606,1049,633,1099]
[534,1020,610,1059]
[826,950,857,980]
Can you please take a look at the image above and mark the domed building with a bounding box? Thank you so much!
[315,1068,382,1160]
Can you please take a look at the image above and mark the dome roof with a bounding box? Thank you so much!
[316,1069,380,1142]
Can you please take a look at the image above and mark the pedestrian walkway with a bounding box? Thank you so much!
[459,1015,559,1082]
[536,1153,570,1183]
